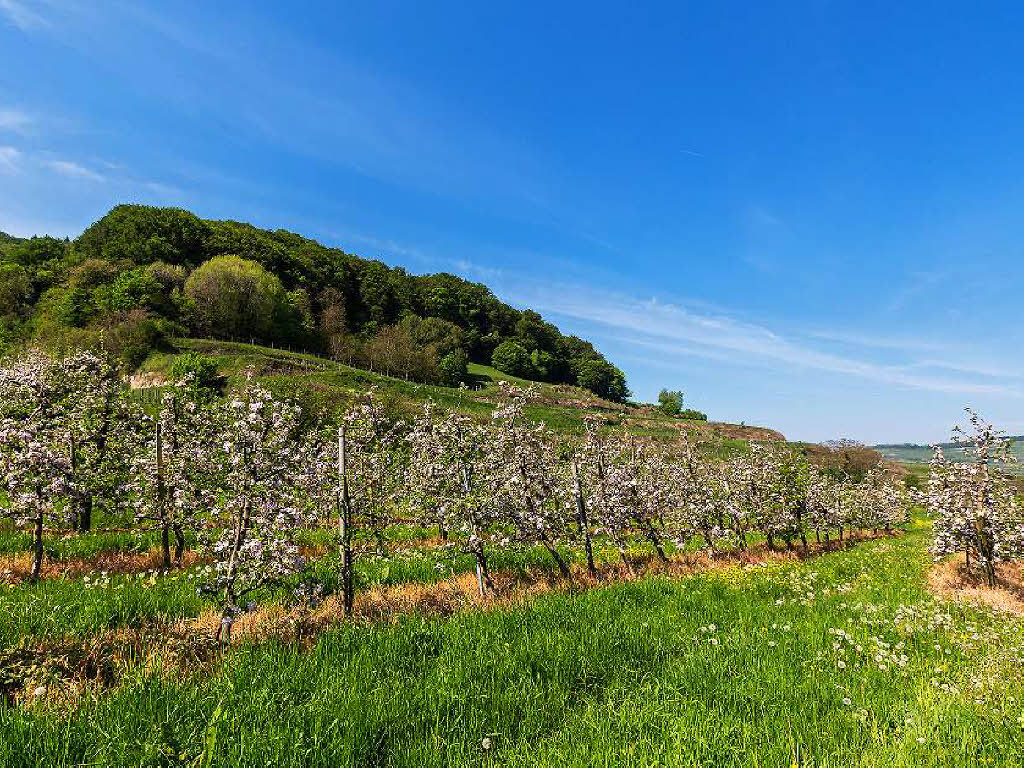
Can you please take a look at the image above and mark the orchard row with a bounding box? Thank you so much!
[1,350,910,640]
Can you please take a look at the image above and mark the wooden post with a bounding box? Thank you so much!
[68,433,79,531]
[31,490,44,583]
[157,422,171,568]
[572,460,597,577]
[338,425,354,616]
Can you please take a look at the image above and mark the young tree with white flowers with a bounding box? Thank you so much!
[208,377,308,642]
[61,350,139,532]
[407,404,503,595]
[927,409,1021,586]
[491,383,574,577]
[132,378,222,568]
[0,352,77,581]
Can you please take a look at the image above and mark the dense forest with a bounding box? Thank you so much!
[0,206,629,401]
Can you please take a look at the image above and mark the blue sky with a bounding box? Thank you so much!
[3,1,1024,444]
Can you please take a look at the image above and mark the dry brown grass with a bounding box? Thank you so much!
[928,558,1024,615]
[0,548,207,584]
[1,531,443,585]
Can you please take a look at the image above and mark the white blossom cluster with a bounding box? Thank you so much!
[404,382,908,584]
[926,408,1024,585]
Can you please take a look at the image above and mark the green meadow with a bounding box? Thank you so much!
[2,520,1021,767]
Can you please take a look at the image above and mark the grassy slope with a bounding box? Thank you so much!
[136,338,779,446]
[3,521,1023,767]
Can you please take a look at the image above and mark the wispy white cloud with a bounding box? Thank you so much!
[346,234,427,262]
[46,159,104,182]
[904,359,1024,381]
[884,268,952,314]
[0,108,33,134]
[806,329,946,354]
[0,146,21,173]
[514,282,1023,398]
[0,0,47,30]
[141,180,182,198]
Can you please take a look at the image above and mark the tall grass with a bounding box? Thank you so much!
[3,523,1023,766]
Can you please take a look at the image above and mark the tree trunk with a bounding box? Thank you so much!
[701,526,718,556]
[80,496,92,532]
[459,464,492,597]
[643,519,670,564]
[471,536,494,597]
[518,462,571,579]
[216,503,251,645]
[613,534,635,576]
[572,461,597,577]
[31,501,44,583]
[68,433,79,530]
[338,425,355,617]
[540,534,572,578]
[173,524,186,567]
[80,389,114,533]
[733,518,747,551]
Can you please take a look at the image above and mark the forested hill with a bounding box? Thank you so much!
[0,205,629,400]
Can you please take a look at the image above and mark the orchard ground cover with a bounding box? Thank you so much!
[2,348,1017,767]
[2,519,1023,766]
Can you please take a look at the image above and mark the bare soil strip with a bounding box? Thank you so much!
[927,558,1024,616]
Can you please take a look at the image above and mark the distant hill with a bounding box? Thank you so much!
[874,437,1024,473]
[0,205,628,401]
[874,436,1024,450]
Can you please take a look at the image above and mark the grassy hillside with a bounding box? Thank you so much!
[134,338,778,449]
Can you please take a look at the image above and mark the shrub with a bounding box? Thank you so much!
[491,340,534,379]
[101,310,165,369]
[679,408,707,421]
[576,359,630,402]
[658,389,684,416]
[170,351,220,390]
[96,268,164,313]
[439,349,469,387]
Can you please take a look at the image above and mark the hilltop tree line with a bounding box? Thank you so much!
[0,206,629,400]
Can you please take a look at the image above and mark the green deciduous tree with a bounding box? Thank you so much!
[183,255,289,342]
[576,359,630,403]
[658,389,684,416]
[491,340,534,379]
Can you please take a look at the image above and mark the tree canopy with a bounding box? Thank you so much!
[0,205,630,400]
